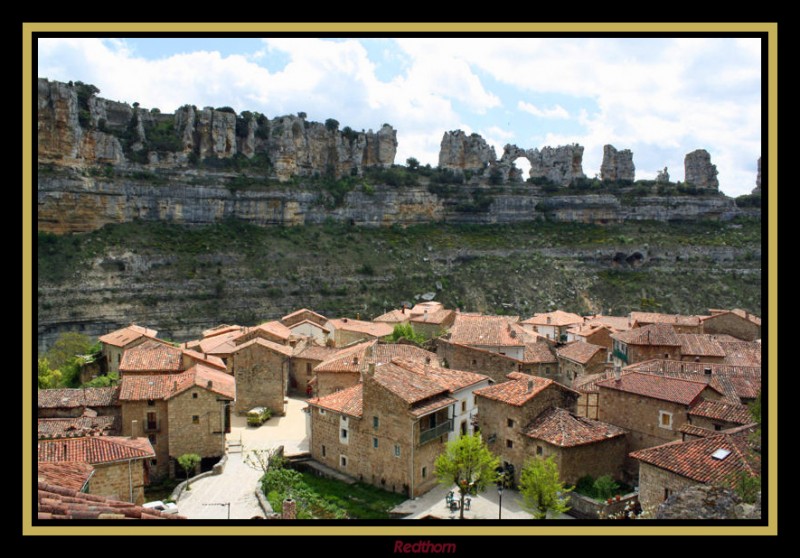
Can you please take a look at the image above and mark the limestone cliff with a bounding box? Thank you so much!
[499,143,586,186]
[684,149,719,190]
[600,144,635,182]
[437,130,496,172]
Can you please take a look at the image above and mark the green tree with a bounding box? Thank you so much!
[388,323,426,345]
[177,453,202,490]
[406,157,420,170]
[518,456,572,519]
[592,475,619,500]
[37,358,61,389]
[434,433,499,519]
[44,332,94,370]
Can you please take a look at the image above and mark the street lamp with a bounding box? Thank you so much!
[495,469,505,520]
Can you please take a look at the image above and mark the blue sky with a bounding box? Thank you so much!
[37,37,762,196]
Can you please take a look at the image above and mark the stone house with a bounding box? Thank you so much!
[37,386,120,420]
[611,324,683,368]
[291,344,341,395]
[685,400,753,435]
[436,337,558,384]
[447,313,525,360]
[630,425,760,511]
[229,337,293,415]
[520,310,584,342]
[677,334,726,363]
[38,435,156,505]
[98,323,158,374]
[566,322,615,352]
[118,363,235,478]
[119,339,226,376]
[373,308,411,326]
[629,312,703,334]
[285,320,330,346]
[408,302,456,339]
[234,320,294,346]
[325,318,394,347]
[596,371,724,478]
[281,308,329,328]
[519,340,559,378]
[556,341,608,382]
[701,309,761,341]
[572,371,615,420]
[183,326,244,365]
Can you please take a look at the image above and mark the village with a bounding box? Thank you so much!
[36,302,761,520]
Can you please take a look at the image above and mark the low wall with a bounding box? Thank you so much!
[568,491,639,519]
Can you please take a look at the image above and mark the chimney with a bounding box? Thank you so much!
[614,365,621,382]
[694,356,700,362]
[356,313,360,320]
[424,309,428,321]
[131,419,139,439]
[425,356,431,365]
[546,316,551,324]
[527,380,533,393]
[353,356,359,366]
[367,362,376,377]
[173,380,178,392]
[401,305,405,314]
[282,498,296,520]
[343,318,348,323]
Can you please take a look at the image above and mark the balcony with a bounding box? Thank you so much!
[612,348,628,364]
[419,419,453,445]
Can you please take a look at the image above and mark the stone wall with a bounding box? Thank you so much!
[701,313,760,341]
[167,387,228,460]
[120,401,170,478]
[541,435,627,485]
[315,371,361,398]
[574,392,599,420]
[600,145,635,182]
[636,461,698,511]
[628,343,682,365]
[229,343,287,415]
[437,340,518,383]
[89,460,147,505]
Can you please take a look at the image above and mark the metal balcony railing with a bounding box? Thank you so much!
[612,349,628,363]
[419,419,453,445]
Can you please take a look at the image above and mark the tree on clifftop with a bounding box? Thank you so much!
[434,434,499,520]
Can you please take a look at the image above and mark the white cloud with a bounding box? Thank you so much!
[517,101,569,119]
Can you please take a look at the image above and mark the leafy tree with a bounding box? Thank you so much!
[45,332,94,370]
[592,475,619,500]
[406,157,420,170]
[177,453,202,490]
[37,358,61,389]
[388,323,426,345]
[518,456,572,519]
[244,447,284,477]
[325,118,339,132]
[434,433,499,519]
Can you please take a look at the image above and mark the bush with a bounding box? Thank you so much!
[592,475,619,500]
[325,118,339,132]
[215,106,236,114]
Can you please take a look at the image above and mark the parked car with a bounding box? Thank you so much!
[247,406,272,426]
[142,500,179,514]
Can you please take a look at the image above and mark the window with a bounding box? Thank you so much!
[714,424,722,431]
[422,467,427,479]
[373,437,379,449]
[192,392,198,399]
[148,434,157,446]
[373,416,379,429]
[507,418,515,428]
[306,363,313,376]
[192,415,199,424]
[147,399,155,407]
[536,445,543,456]
[473,395,478,406]
[341,428,348,439]
[150,458,157,467]
[664,353,670,359]
[321,445,326,457]
[460,420,467,436]
[664,488,672,501]
[471,359,477,366]
[146,411,157,431]
[544,367,551,375]
[340,455,347,468]
[319,408,326,415]
[659,411,673,430]
[118,354,121,364]
[394,444,401,457]
[506,439,514,449]
[342,416,347,423]
[461,401,467,413]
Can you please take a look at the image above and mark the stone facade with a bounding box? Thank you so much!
[167,387,229,461]
[684,149,719,190]
[88,461,148,505]
[701,312,760,341]
[533,434,628,485]
[636,462,698,511]
[437,340,518,383]
[575,392,600,420]
[230,341,289,415]
[557,349,608,383]
[103,337,148,375]
[315,371,361,399]
[121,402,169,477]
[600,145,635,182]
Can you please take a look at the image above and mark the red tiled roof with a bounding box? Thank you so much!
[584,315,632,331]
[521,310,584,327]
[38,481,184,520]
[679,423,716,438]
[572,371,616,394]
[597,372,719,405]
[281,308,328,327]
[629,312,702,327]
[410,308,454,326]
[38,387,120,409]
[190,329,242,355]
[718,341,762,367]
[38,416,119,439]
[182,349,227,371]
[525,407,625,447]
[391,359,489,393]
[314,340,376,373]
[373,309,411,323]
[232,337,294,357]
[474,373,565,407]
[201,324,242,338]
[37,462,95,492]
[235,321,293,345]
[689,400,752,424]
[308,384,363,417]
[295,344,340,362]
[327,318,394,338]
[38,436,155,464]
[612,324,681,346]
[630,427,760,484]
[448,314,522,347]
[119,340,183,373]
[522,341,557,364]
[409,301,445,316]
[286,319,330,334]
[314,341,438,374]
[372,362,449,405]
[557,341,605,365]
[703,309,761,327]
[98,324,158,348]
[678,334,726,358]
[409,394,457,418]
[119,364,235,401]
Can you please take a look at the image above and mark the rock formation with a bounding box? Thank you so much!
[525,144,586,187]
[752,157,761,195]
[656,167,670,183]
[684,149,719,190]
[37,78,396,180]
[600,144,635,182]
[655,485,760,520]
[437,130,497,173]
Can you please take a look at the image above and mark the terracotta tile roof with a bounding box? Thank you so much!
[307,384,363,417]
[38,436,155,464]
[281,308,328,327]
[391,359,489,393]
[313,340,376,373]
[679,423,716,438]
[37,462,95,492]
[235,321,293,345]
[327,318,394,338]
[295,344,340,362]
[474,373,568,407]
[372,362,449,405]
[612,324,681,346]
[689,400,753,424]
[232,337,294,357]
[572,371,616,394]
[568,323,613,338]
[584,315,632,331]
[525,407,625,447]
[38,387,120,409]
[286,319,330,333]
[448,314,523,347]
[630,427,760,484]
[98,324,158,348]
[703,309,761,327]
[374,309,411,323]
[557,341,606,365]
[182,348,227,371]
[190,329,242,355]
[314,341,438,374]
[677,334,726,358]
[38,481,184,520]
[120,364,235,401]
[409,301,445,316]
[38,416,120,439]
[374,343,439,366]
[718,341,762,367]
[119,340,183,373]
[410,308,454,326]
[521,310,584,327]
[409,394,457,418]
[596,372,719,405]
[521,340,558,364]
[201,324,242,338]
[629,312,702,328]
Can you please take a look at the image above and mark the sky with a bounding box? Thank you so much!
[37,36,762,196]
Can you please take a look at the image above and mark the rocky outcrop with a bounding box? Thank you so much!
[526,144,586,186]
[685,149,719,190]
[753,157,761,194]
[438,130,496,173]
[656,167,670,183]
[600,144,635,182]
[37,78,396,179]
[655,485,760,520]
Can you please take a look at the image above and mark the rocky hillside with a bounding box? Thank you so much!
[37,218,762,353]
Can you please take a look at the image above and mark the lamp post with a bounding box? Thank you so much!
[496,470,505,520]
